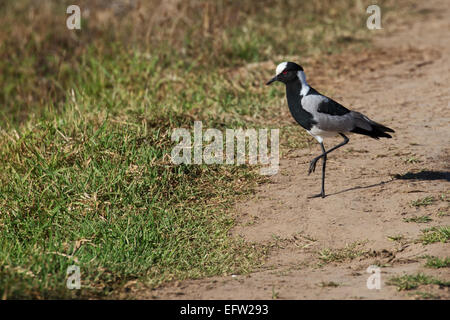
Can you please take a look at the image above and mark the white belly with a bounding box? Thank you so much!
[308,126,339,138]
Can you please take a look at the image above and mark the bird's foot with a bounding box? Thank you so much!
[308,192,326,199]
[308,157,320,175]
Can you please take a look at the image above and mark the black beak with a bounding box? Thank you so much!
[266,75,278,85]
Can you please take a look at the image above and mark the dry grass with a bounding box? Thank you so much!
[0,0,386,125]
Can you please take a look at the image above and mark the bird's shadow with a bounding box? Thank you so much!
[393,170,450,182]
[326,170,449,197]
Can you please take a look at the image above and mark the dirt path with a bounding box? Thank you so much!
[137,0,449,299]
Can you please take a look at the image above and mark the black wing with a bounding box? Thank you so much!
[317,97,351,116]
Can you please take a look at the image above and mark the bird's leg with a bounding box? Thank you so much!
[307,134,349,199]
[308,134,349,174]
[325,133,349,154]
[321,148,327,197]
[308,143,327,198]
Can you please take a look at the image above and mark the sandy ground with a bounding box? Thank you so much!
[135,0,449,299]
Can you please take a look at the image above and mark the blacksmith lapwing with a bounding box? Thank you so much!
[266,61,394,198]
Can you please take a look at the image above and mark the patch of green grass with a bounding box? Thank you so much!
[387,235,405,242]
[419,226,450,245]
[404,156,421,164]
[424,256,450,269]
[403,215,432,223]
[318,242,368,264]
[272,286,279,299]
[411,196,434,207]
[387,273,450,291]
[409,291,441,299]
[437,211,449,217]
[0,113,267,298]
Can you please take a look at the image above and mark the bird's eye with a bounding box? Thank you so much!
[282,71,288,75]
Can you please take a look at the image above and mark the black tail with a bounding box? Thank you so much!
[351,122,395,139]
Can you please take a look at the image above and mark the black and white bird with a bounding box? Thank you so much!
[266,61,394,198]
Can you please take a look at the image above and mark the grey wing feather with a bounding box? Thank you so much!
[350,111,373,131]
[302,94,356,132]
[302,90,394,138]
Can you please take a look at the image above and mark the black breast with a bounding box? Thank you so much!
[285,78,316,131]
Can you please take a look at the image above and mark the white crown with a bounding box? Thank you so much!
[275,62,288,75]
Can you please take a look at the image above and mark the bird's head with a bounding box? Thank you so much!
[266,61,304,85]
